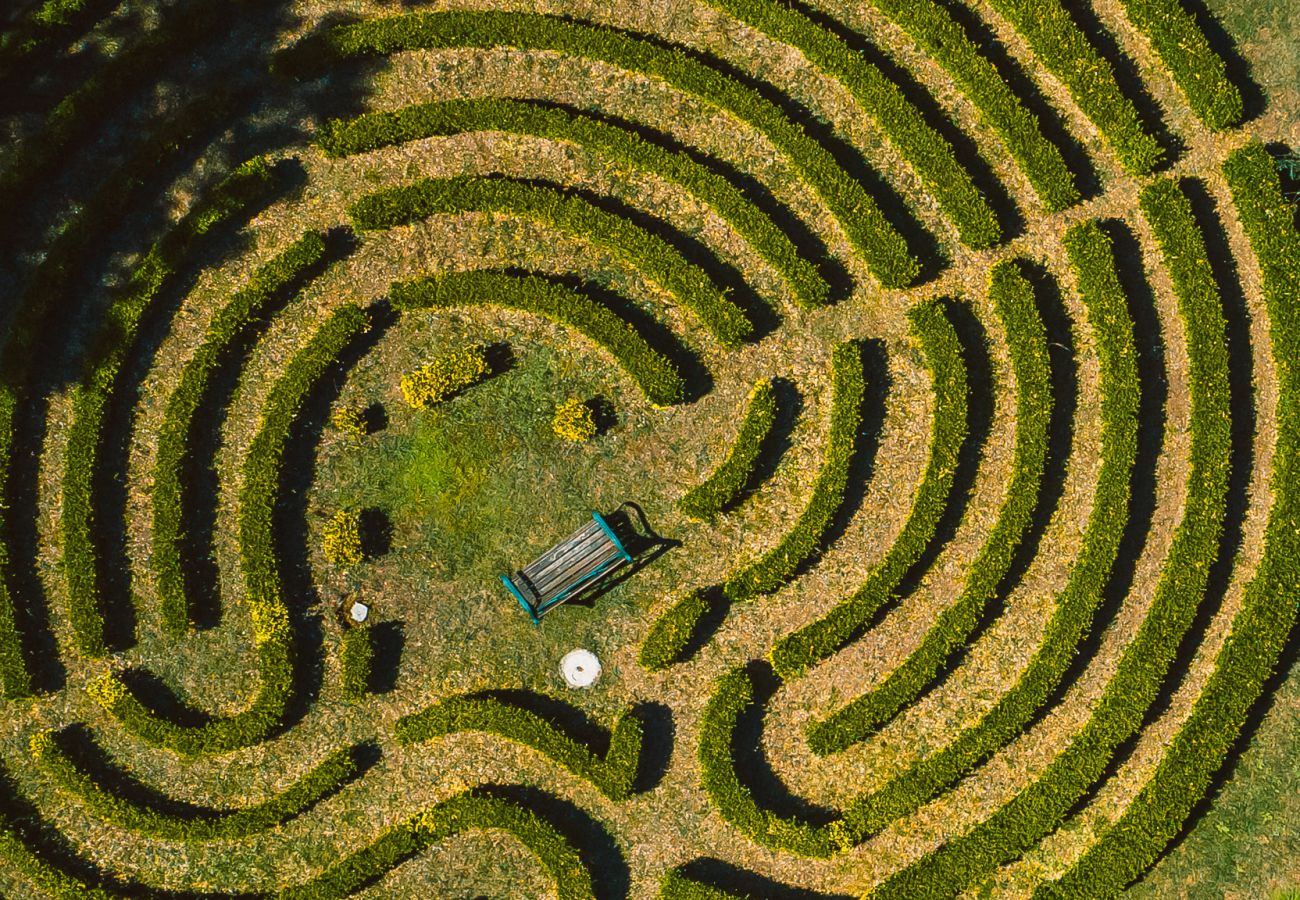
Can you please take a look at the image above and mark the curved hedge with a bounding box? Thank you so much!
[639,588,714,672]
[985,0,1162,176]
[679,378,777,521]
[770,299,967,680]
[807,261,1050,752]
[836,220,1140,847]
[92,304,369,755]
[321,97,829,309]
[868,186,1233,900]
[704,0,1001,248]
[153,229,327,636]
[389,269,686,407]
[352,175,753,348]
[722,342,865,601]
[395,694,643,801]
[31,730,358,841]
[283,10,921,287]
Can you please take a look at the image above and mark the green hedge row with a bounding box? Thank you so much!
[657,869,748,899]
[352,175,753,349]
[864,0,1079,212]
[807,261,1050,753]
[722,342,865,601]
[395,694,643,801]
[705,0,1000,248]
[60,156,278,657]
[1037,148,1295,898]
[277,791,594,899]
[321,98,829,310]
[389,269,686,407]
[985,0,1162,176]
[339,625,373,701]
[1115,0,1243,131]
[639,588,713,672]
[152,229,327,635]
[770,299,967,680]
[31,729,357,841]
[282,10,920,287]
[836,220,1139,847]
[867,198,1232,895]
[679,378,777,520]
[92,304,369,755]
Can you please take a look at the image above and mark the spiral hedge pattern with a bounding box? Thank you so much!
[0,0,1295,896]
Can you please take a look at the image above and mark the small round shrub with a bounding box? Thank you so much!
[322,509,363,567]
[330,401,368,438]
[553,398,596,442]
[400,344,490,409]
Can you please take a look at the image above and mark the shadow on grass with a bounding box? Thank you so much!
[675,857,854,900]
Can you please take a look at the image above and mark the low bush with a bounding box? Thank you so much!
[352,175,754,348]
[339,626,373,701]
[705,0,1001,248]
[322,510,364,567]
[679,378,776,521]
[153,229,327,636]
[31,730,358,841]
[399,343,490,409]
[552,398,597,442]
[657,869,745,899]
[807,262,1050,752]
[639,588,713,671]
[868,191,1233,898]
[321,97,829,309]
[985,0,1162,176]
[722,343,864,601]
[394,694,643,801]
[390,270,686,407]
[770,300,967,680]
[329,402,368,438]
[281,10,920,287]
[836,220,1139,846]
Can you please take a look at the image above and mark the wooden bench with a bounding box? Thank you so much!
[500,511,633,624]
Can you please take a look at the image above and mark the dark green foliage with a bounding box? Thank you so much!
[153,230,327,636]
[678,379,776,520]
[352,175,753,348]
[704,0,1001,248]
[321,98,829,309]
[390,269,686,406]
[639,588,713,671]
[1036,148,1299,898]
[807,261,1050,752]
[1116,0,1243,130]
[283,10,920,287]
[722,343,864,601]
[31,730,357,841]
[339,625,373,701]
[985,0,1163,175]
[658,869,748,899]
[395,694,643,800]
[770,300,967,680]
[60,157,278,657]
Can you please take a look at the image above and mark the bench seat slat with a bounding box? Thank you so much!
[522,530,609,584]
[501,511,632,622]
[530,544,620,598]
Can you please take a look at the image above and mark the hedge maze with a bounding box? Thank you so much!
[0,0,1295,897]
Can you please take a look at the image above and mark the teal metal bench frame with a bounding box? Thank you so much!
[500,511,633,624]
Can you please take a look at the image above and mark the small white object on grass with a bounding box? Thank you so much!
[560,649,601,688]
[349,601,369,623]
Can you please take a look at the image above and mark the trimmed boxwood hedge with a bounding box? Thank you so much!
[722,342,864,601]
[339,625,373,701]
[985,0,1162,176]
[31,729,358,841]
[321,98,829,309]
[864,0,1079,212]
[658,869,748,899]
[277,791,594,900]
[807,261,1050,753]
[836,220,1140,848]
[679,378,777,520]
[389,269,686,407]
[60,155,278,657]
[639,588,714,672]
[704,0,1001,248]
[1115,0,1243,131]
[1036,147,1298,898]
[770,299,967,680]
[865,200,1231,894]
[395,694,643,801]
[92,304,369,756]
[352,175,753,349]
[153,229,327,636]
[281,10,921,288]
